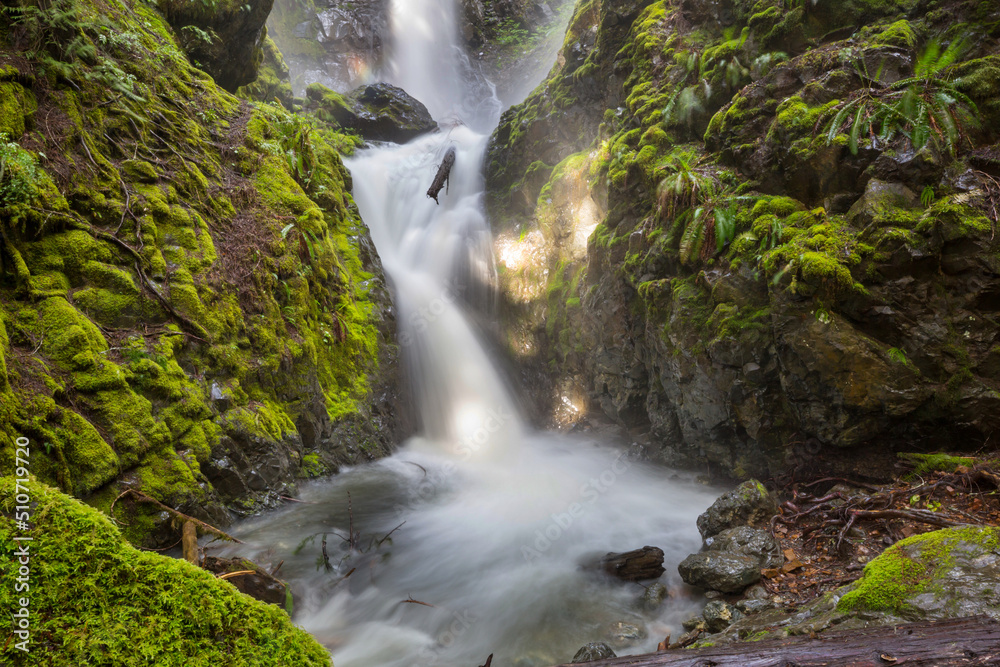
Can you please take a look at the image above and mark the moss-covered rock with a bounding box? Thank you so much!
[306,82,438,143]
[0,478,331,665]
[487,0,1000,479]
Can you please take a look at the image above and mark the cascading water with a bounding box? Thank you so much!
[218,3,722,665]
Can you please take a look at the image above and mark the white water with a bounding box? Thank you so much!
[219,2,722,665]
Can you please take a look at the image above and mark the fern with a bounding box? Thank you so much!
[823,36,978,155]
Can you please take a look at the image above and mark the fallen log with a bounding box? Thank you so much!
[553,616,1000,666]
[600,546,665,581]
[427,146,456,204]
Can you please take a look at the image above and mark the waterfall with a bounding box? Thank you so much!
[218,3,722,665]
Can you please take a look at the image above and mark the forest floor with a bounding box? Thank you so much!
[762,454,1000,608]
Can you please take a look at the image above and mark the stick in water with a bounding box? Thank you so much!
[427,146,457,204]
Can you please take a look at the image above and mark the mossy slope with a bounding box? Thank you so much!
[0,477,331,666]
[0,0,400,543]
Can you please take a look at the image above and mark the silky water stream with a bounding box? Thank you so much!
[217,2,722,664]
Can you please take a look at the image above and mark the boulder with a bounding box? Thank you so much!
[677,551,763,594]
[571,642,617,662]
[706,526,783,570]
[697,480,778,539]
[307,82,437,143]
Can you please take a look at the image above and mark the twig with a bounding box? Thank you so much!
[218,570,256,580]
[321,534,333,572]
[279,495,318,504]
[400,596,435,608]
[376,521,405,547]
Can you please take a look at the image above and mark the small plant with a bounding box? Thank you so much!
[921,185,936,208]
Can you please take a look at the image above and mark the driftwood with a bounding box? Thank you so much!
[553,616,1000,666]
[600,546,665,581]
[427,146,456,204]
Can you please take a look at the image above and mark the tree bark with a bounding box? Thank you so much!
[427,146,456,204]
[553,616,1000,666]
[182,520,199,564]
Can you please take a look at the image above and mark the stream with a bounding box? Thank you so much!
[216,2,723,664]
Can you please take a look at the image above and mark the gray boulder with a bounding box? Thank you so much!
[697,480,778,539]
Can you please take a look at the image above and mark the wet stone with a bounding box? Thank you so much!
[572,642,617,662]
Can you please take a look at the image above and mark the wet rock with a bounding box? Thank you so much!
[702,600,744,633]
[736,598,775,615]
[641,582,668,611]
[682,614,706,631]
[605,620,647,648]
[678,551,763,593]
[307,82,437,143]
[706,526,783,570]
[572,642,617,662]
[202,556,290,609]
[157,0,273,91]
[697,480,778,539]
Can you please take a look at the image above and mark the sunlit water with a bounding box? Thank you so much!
[216,2,721,665]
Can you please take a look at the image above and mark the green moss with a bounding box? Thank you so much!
[873,19,917,47]
[0,478,331,666]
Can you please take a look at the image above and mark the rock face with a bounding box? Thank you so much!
[307,83,438,143]
[157,0,273,91]
[267,0,388,95]
[487,0,1000,479]
[697,481,778,539]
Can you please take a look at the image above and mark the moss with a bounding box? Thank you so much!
[122,159,159,183]
[0,478,331,666]
[0,80,36,139]
[873,19,917,47]
[897,452,975,476]
[837,526,1000,614]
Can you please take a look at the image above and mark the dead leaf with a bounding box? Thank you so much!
[781,559,804,573]
[783,548,796,561]
[657,636,670,652]
[762,567,782,578]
